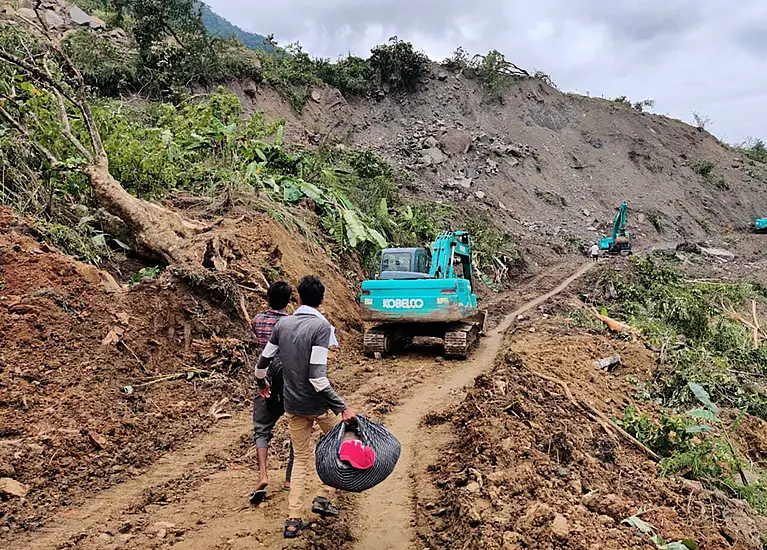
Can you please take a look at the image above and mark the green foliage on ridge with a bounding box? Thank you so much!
[0,10,515,272]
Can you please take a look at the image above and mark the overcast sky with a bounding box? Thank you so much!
[206,0,766,143]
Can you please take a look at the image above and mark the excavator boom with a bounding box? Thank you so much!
[599,201,632,254]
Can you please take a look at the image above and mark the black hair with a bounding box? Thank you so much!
[267,281,292,310]
[298,275,325,308]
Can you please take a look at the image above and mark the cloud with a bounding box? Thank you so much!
[205,0,767,142]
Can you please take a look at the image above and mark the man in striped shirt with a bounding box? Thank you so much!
[255,275,356,539]
[249,281,293,505]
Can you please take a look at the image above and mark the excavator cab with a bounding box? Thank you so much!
[372,248,432,280]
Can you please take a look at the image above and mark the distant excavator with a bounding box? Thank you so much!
[755,218,767,232]
[599,200,633,255]
[359,231,485,359]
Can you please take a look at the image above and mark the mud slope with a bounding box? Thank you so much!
[416,322,767,550]
[0,208,361,541]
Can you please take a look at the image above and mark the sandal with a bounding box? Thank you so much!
[249,488,267,505]
[311,496,339,517]
[248,481,269,505]
[283,518,307,539]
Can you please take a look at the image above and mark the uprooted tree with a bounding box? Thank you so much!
[0,6,248,316]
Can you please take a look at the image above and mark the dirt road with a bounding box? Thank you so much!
[353,262,593,550]
[12,263,591,550]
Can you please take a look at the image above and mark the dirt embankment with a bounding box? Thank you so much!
[415,324,767,550]
[0,207,362,539]
[226,66,767,269]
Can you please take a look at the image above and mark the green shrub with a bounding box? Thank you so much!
[368,37,428,92]
[313,55,369,97]
[602,257,767,416]
[647,210,663,234]
[692,160,715,177]
[464,213,521,271]
[443,46,471,71]
[64,31,140,96]
[610,96,654,112]
[475,50,513,101]
[740,139,767,164]
[618,385,767,514]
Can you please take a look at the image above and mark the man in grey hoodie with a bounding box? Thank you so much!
[254,275,357,539]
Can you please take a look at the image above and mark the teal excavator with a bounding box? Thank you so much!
[359,231,485,358]
[755,218,767,232]
[599,201,632,255]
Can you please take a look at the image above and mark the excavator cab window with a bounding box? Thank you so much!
[414,250,429,273]
[381,251,414,273]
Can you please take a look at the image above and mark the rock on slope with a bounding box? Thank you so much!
[233,66,767,265]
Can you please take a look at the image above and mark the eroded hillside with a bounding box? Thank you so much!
[1,2,767,550]
[236,70,767,266]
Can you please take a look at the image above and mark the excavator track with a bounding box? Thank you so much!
[363,326,414,357]
[444,321,481,359]
[363,329,389,356]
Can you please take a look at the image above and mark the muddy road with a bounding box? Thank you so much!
[9,262,591,550]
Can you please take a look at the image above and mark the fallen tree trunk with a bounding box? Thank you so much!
[0,8,251,320]
[82,158,206,265]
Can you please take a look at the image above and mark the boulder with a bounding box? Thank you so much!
[437,72,448,81]
[551,514,569,537]
[0,477,29,498]
[68,5,92,26]
[448,177,472,190]
[517,502,554,532]
[422,136,439,149]
[89,16,106,30]
[700,247,735,260]
[242,80,258,99]
[420,147,447,167]
[16,8,37,21]
[44,10,66,29]
[0,462,15,478]
[506,145,526,158]
[438,129,472,155]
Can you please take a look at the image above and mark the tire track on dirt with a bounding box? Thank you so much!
[12,415,253,550]
[353,262,593,550]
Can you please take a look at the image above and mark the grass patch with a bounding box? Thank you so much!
[691,160,715,177]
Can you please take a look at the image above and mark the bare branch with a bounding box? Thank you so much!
[0,103,59,166]
[41,56,93,162]
[0,47,79,104]
[32,2,105,158]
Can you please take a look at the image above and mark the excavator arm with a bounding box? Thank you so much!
[613,201,628,239]
[429,231,475,289]
[600,201,632,254]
